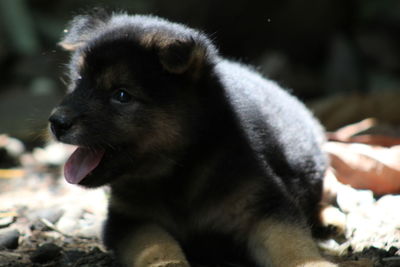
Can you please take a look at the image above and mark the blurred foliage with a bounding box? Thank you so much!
[358,0,400,21]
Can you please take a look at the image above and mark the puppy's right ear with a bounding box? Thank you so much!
[59,9,109,51]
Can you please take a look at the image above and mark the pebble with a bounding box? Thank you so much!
[56,207,84,234]
[0,229,19,249]
[30,242,61,263]
[29,207,64,231]
[0,215,16,229]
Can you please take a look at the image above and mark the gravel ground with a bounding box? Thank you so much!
[0,139,399,267]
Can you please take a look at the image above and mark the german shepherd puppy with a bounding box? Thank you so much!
[50,11,340,267]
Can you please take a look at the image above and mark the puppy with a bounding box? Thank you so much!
[50,10,339,267]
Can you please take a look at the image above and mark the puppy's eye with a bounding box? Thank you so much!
[112,89,132,104]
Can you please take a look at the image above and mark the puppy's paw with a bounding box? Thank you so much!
[149,260,190,267]
[320,205,347,236]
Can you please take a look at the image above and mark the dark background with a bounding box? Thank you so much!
[1,0,400,145]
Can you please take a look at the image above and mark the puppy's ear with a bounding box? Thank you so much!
[59,9,109,51]
[158,38,208,75]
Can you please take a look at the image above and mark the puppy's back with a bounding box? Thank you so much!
[214,60,327,217]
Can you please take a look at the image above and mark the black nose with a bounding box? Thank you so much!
[49,108,76,140]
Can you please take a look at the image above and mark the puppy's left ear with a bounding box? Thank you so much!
[59,8,110,51]
[158,38,208,75]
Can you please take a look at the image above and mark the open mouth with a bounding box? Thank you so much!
[64,147,105,184]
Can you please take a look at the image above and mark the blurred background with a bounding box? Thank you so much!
[1,0,400,147]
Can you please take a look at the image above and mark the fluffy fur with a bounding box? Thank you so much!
[50,10,341,267]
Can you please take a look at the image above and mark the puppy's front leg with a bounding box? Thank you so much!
[104,214,189,267]
[248,219,337,267]
[121,224,189,267]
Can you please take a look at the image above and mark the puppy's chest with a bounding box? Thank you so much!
[109,180,258,240]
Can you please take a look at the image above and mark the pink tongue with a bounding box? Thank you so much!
[64,147,105,184]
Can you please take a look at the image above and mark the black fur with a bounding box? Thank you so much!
[51,12,329,267]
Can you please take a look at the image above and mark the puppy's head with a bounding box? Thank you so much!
[50,12,218,188]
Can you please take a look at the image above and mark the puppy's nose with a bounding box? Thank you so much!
[49,108,76,140]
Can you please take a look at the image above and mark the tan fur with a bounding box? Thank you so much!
[140,32,206,76]
[97,64,133,90]
[139,32,171,49]
[320,170,347,235]
[248,219,338,267]
[137,111,183,154]
[185,46,207,79]
[182,150,226,204]
[59,41,85,51]
[158,44,205,75]
[195,181,258,234]
[118,224,189,267]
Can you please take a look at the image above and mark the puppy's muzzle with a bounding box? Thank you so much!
[49,107,77,140]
